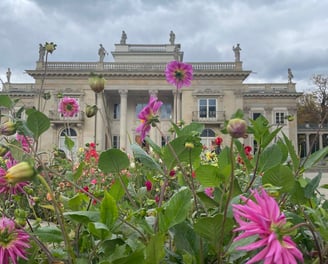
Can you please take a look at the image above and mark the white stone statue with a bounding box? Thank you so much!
[233,43,241,62]
[98,44,108,62]
[120,31,127,45]
[169,31,175,45]
[288,68,294,83]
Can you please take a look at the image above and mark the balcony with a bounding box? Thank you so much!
[192,111,225,123]
[48,110,84,125]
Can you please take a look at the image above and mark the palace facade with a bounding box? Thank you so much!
[1,34,301,158]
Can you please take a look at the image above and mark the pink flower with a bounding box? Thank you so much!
[145,180,152,191]
[233,189,303,264]
[0,217,30,264]
[58,97,80,117]
[90,179,97,185]
[165,61,193,89]
[136,96,163,141]
[204,187,214,198]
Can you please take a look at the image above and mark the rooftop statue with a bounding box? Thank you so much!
[233,43,241,62]
[169,30,175,45]
[6,68,11,83]
[120,31,127,45]
[98,44,108,62]
[38,43,45,62]
[288,68,294,83]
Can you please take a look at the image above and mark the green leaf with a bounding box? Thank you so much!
[63,211,99,224]
[257,144,282,173]
[26,110,50,139]
[262,165,295,193]
[145,233,165,264]
[195,165,222,187]
[64,135,75,150]
[303,146,328,171]
[88,222,110,239]
[282,132,300,172]
[100,191,118,229]
[159,187,192,232]
[112,248,145,264]
[179,122,204,136]
[34,226,63,243]
[144,137,162,155]
[0,95,14,108]
[73,162,85,182]
[131,143,163,173]
[98,149,130,173]
[304,172,322,198]
[109,178,126,201]
[67,193,88,211]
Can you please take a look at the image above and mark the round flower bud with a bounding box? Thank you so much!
[185,142,194,149]
[0,121,17,136]
[227,118,247,138]
[88,74,106,93]
[5,161,36,185]
[85,104,98,118]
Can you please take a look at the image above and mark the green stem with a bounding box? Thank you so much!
[37,174,76,264]
[217,139,235,263]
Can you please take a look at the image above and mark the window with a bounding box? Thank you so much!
[252,112,262,120]
[161,135,170,146]
[199,99,216,119]
[275,112,285,124]
[200,128,216,148]
[113,104,120,119]
[59,128,78,160]
[113,135,120,149]
[160,103,172,119]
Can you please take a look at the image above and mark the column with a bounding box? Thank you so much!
[177,90,182,122]
[119,89,128,150]
[306,133,310,155]
[172,89,181,123]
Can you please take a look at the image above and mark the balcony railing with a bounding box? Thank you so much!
[192,111,225,123]
[48,110,84,124]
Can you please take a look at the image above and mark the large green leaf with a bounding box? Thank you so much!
[303,146,328,171]
[262,165,295,193]
[159,187,192,232]
[98,148,130,173]
[63,211,99,224]
[145,233,165,264]
[178,122,204,136]
[64,135,75,151]
[0,95,14,108]
[100,191,118,229]
[195,165,222,187]
[257,144,282,173]
[88,222,110,239]
[26,110,50,139]
[282,132,300,173]
[131,143,163,173]
[304,172,322,198]
[34,226,63,243]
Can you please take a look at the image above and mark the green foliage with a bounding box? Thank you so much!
[98,148,130,173]
[26,110,50,139]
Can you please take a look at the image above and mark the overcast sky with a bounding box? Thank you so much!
[1,0,327,91]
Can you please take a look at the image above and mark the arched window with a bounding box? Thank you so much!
[59,128,78,160]
[200,128,216,148]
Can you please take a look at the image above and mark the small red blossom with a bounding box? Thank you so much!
[145,180,152,191]
[90,179,97,185]
[169,170,176,177]
[215,136,223,146]
[191,171,196,178]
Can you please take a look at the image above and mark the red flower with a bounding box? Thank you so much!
[169,170,176,177]
[145,180,152,191]
[215,136,223,146]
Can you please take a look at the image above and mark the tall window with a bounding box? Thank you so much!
[200,128,216,148]
[160,103,172,119]
[59,128,78,159]
[275,112,285,124]
[199,99,216,119]
[113,135,120,149]
[113,103,120,119]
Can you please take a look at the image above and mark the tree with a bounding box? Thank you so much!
[297,93,320,125]
[311,74,328,124]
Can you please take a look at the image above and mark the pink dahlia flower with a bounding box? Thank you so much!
[233,189,303,264]
[165,61,193,89]
[136,96,163,141]
[0,217,30,264]
[58,97,80,117]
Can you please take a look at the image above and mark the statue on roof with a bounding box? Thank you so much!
[98,44,108,62]
[120,31,127,45]
[38,43,45,62]
[288,68,294,83]
[169,31,175,45]
[233,43,241,62]
[6,68,11,83]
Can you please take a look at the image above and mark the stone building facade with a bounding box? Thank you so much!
[1,35,301,157]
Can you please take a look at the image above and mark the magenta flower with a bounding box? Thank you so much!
[136,96,163,141]
[0,217,30,264]
[145,180,152,191]
[165,61,193,89]
[204,187,214,198]
[233,189,303,264]
[58,97,80,117]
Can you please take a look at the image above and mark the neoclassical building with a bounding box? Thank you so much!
[1,33,301,157]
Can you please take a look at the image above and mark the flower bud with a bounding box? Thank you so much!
[227,118,247,138]
[42,92,51,100]
[0,144,9,156]
[5,162,36,185]
[185,142,194,149]
[88,74,106,93]
[85,104,98,118]
[45,42,57,53]
[0,121,16,136]
[287,115,294,122]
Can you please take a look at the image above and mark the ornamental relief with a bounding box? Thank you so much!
[192,88,223,96]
